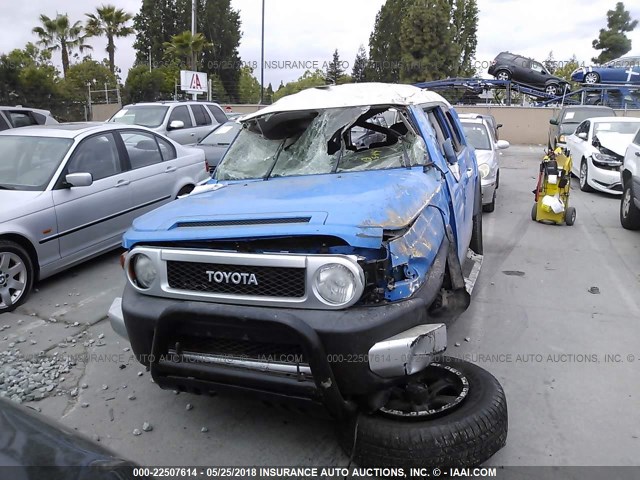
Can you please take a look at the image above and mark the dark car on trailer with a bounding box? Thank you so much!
[488,51,570,97]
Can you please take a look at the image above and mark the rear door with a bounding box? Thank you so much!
[118,129,177,216]
[190,104,213,143]
[51,132,132,260]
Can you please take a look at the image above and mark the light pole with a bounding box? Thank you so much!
[148,45,152,73]
[86,82,92,120]
[260,0,265,104]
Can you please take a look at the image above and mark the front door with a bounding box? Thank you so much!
[51,132,132,261]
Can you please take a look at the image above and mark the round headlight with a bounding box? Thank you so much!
[478,163,491,179]
[314,264,357,306]
[132,254,157,289]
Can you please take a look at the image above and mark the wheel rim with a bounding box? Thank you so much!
[546,85,558,96]
[496,72,509,81]
[379,363,469,419]
[585,73,598,84]
[0,252,27,309]
[622,189,631,218]
[580,163,588,188]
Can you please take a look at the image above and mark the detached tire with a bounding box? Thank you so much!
[339,357,508,468]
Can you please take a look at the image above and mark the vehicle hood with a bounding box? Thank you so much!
[124,169,443,249]
[0,190,49,223]
[474,150,495,166]
[596,132,636,157]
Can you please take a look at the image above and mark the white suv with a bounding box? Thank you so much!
[0,106,58,131]
[109,101,228,145]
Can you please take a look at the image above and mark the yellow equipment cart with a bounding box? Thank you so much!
[531,147,576,226]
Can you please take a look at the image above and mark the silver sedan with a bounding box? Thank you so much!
[0,123,207,312]
[460,117,510,212]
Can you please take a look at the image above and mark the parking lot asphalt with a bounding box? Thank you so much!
[1,145,639,467]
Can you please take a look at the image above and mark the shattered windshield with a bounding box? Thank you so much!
[215,106,428,181]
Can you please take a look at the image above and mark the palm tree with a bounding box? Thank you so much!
[163,31,213,71]
[33,13,92,77]
[85,5,134,75]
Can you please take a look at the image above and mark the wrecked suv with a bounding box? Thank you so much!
[109,84,507,467]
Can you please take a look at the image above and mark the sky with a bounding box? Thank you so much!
[1,0,640,88]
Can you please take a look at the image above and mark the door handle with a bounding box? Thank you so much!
[466,167,474,177]
[190,133,195,136]
[165,166,177,173]
[115,179,130,187]
[635,152,640,157]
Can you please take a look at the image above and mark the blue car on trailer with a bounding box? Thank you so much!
[109,83,507,467]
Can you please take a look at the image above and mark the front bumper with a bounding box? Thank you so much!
[114,239,451,417]
[588,159,623,194]
[481,180,497,205]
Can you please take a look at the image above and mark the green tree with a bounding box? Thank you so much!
[32,13,92,77]
[368,0,406,82]
[400,0,457,83]
[237,65,261,103]
[0,44,59,107]
[133,0,181,66]
[273,70,327,101]
[85,5,135,75]
[451,0,479,77]
[61,58,117,103]
[554,54,581,89]
[163,31,213,70]
[592,2,638,64]
[265,83,274,104]
[352,45,368,82]
[123,64,171,102]
[199,0,243,102]
[326,49,346,85]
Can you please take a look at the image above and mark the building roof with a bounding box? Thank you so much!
[242,83,451,121]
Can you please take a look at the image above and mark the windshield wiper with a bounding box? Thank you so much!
[262,139,287,180]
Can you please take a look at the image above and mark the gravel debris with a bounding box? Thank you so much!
[92,434,100,442]
[454,342,461,347]
[123,347,130,352]
[101,384,109,390]
[137,371,144,377]
[81,383,88,389]
[201,427,209,433]
[72,322,79,327]
[132,429,142,436]
[127,395,136,401]
[17,320,23,325]
[464,337,471,342]
[98,333,105,339]
[70,388,79,397]
[81,402,90,408]
[142,422,153,432]
[186,403,193,411]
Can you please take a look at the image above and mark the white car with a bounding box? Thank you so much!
[565,116,640,194]
[460,116,510,212]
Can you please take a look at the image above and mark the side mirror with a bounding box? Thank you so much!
[496,140,510,150]
[443,138,457,165]
[168,120,185,131]
[577,132,588,140]
[549,118,558,125]
[65,172,93,188]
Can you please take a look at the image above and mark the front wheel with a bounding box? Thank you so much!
[584,72,600,84]
[579,160,594,192]
[483,192,496,213]
[339,357,508,467]
[0,241,34,313]
[621,183,640,230]
[495,70,511,81]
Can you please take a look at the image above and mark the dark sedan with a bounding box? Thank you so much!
[191,121,242,174]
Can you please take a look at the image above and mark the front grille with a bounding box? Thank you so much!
[173,336,307,364]
[175,217,311,228]
[166,261,306,297]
